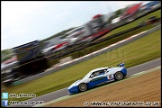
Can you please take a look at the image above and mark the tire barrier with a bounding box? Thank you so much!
[11,24,161,86]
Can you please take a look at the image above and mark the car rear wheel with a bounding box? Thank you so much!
[114,72,124,81]
[79,83,87,92]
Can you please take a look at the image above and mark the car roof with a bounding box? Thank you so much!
[89,67,108,73]
[82,67,108,80]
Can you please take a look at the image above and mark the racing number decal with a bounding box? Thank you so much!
[107,74,114,80]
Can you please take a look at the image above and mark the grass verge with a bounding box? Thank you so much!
[102,9,161,38]
[48,24,155,66]
[48,9,161,66]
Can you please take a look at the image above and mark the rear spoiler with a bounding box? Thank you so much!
[117,62,125,67]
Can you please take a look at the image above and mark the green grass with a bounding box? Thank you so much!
[102,9,161,38]
[3,28,161,102]
[48,24,154,66]
[47,9,161,66]
[68,25,154,58]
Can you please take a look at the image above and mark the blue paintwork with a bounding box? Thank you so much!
[68,63,128,94]
[68,76,109,94]
[144,1,160,10]
[118,62,125,67]
[87,76,108,89]
[121,67,127,76]
[68,86,79,94]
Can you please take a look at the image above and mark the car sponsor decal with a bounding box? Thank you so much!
[107,74,114,80]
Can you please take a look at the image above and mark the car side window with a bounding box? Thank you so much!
[91,72,98,77]
[104,69,109,73]
[91,70,106,78]
[98,71,105,75]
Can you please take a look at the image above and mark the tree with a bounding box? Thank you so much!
[115,9,123,17]
[107,16,115,23]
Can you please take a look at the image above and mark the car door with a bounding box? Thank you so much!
[88,69,108,88]
[105,68,115,81]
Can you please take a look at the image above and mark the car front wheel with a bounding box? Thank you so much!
[79,83,87,92]
[114,72,124,81]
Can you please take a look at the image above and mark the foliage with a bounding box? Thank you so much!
[1,49,14,62]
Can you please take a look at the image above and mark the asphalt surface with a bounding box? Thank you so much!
[9,57,161,107]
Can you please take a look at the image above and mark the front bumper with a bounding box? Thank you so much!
[68,86,79,94]
[121,68,127,76]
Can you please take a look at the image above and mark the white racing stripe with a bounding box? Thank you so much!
[131,66,161,77]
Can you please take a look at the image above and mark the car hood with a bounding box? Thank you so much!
[68,79,82,89]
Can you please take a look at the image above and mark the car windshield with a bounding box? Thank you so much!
[82,72,92,80]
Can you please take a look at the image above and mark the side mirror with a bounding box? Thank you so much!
[117,62,125,67]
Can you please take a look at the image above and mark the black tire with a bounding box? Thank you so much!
[78,83,88,92]
[114,72,124,81]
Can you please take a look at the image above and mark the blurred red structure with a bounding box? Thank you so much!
[120,3,142,19]
[92,14,103,19]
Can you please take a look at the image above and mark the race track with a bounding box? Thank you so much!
[9,24,161,107]
[9,57,161,107]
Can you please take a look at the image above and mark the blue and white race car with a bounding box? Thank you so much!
[68,63,127,94]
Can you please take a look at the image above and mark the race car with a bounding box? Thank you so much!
[68,63,127,94]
